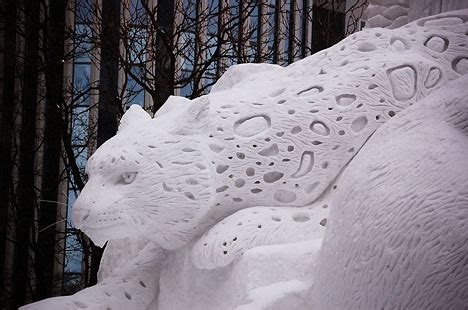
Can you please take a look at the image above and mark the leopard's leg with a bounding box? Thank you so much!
[191,199,331,270]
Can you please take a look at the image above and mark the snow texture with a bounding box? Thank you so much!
[364,0,468,29]
[21,9,468,310]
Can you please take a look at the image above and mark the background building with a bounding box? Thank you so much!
[0,0,368,308]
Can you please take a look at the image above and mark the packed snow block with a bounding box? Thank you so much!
[159,240,320,310]
[312,75,468,310]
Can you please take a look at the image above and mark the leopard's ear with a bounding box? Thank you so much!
[169,96,210,135]
[118,104,151,133]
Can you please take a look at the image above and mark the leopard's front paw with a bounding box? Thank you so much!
[191,205,328,269]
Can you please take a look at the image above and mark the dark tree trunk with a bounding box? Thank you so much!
[0,0,17,294]
[152,0,175,114]
[90,0,122,287]
[97,0,121,145]
[12,0,40,307]
[312,4,345,53]
[272,1,280,64]
[35,0,67,300]
[287,0,296,64]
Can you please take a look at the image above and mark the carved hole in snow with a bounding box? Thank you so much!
[387,65,417,100]
[251,188,262,194]
[292,213,310,222]
[258,143,279,157]
[155,161,163,168]
[216,186,229,193]
[162,183,173,192]
[271,216,281,222]
[140,281,147,288]
[234,115,271,137]
[292,151,314,178]
[319,68,326,74]
[424,67,442,88]
[424,36,448,53]
[184,192,196,200]
[422,16,463,27]
[182,147,197,152]
[356,41,377,52]
[322,162,329,169]
[319,218,328,226]
[452,57,468,75]
[310,121,330,136]
[388,111,396,117]
[297,86,323,96]
[312,140,322,145]
[216,165,229,174]
[270,88,285,97]
[351,115,368,132]
[186,178,198,185]
[274,189,297,203]
[235,178,245,187]
[236,152,246,159]
[263,171,284,183]
[291,126,302,134]
[196,163,207,170]
[390,37,408,51]
[233,197,242,202]
[73,301,88,308]
[277,99,286,104]
[335,94,356,106]
[288,109,295,114]
[246,167,255,176]
[209,144,225,153]
[276,131,284,137]
[125,292,132,300]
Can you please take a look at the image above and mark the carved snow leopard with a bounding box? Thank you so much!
[22,10,468,310]
[73,13,468,251]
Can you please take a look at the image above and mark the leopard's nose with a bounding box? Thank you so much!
[73,208,90,228]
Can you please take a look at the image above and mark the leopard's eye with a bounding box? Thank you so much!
[121,172,137,184]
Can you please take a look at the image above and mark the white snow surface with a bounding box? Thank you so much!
[22,9,468,310]
[364,0,468,29]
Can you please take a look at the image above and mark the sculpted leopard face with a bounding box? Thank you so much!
[73,106,214,249]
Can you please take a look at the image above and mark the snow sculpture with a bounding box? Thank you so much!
[22,9,468,310]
